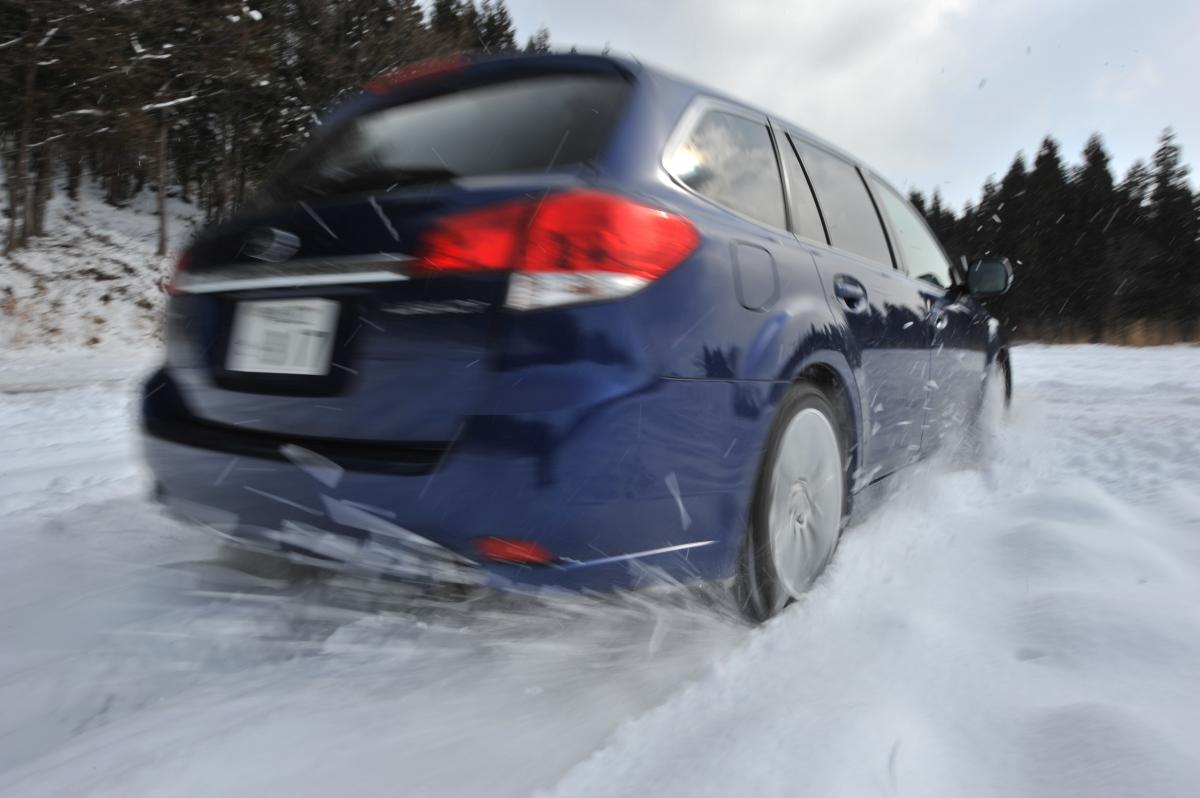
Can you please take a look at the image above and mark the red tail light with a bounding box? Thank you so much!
[418,201,531,273]
[416,190,699,309]
[474,537,556,565]
[165,250,191,295]
[521,191,700,279]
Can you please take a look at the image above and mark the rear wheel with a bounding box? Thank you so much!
[735,383,848,623]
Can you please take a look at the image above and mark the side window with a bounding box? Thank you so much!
[870,177,954,288]
[790,137,892,266]
[780,135,827,243]
[669,110,786,229]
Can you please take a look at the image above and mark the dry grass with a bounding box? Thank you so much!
[1013,318,1200,346]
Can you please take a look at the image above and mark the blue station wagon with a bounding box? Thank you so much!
[142,53,1013,620]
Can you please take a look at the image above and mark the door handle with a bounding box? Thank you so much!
[833,275,867,311]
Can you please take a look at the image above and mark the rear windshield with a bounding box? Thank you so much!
[263,73,631,203]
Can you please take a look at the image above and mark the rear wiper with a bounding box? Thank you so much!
[378,167,460,190]
[287,166,459,199]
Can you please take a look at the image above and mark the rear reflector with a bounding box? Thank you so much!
[474,536,556,565]
[165,250,191,295]
[416,190,699,309]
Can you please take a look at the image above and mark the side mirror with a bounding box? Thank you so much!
[967,257,1013,297]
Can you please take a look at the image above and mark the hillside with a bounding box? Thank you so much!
[1,181,200,353]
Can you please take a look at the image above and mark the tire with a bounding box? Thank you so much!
[998,352,1012,408]
[735,382,848,623]
[984,350,1012,413]
[962,352,1011,462]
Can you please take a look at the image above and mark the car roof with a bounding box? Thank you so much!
[339,51,902,199]
[477,52,882,179]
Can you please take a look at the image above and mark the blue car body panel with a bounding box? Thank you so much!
[142,53,1005,591]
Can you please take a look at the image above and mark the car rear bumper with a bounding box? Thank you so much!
[142,368,772,592]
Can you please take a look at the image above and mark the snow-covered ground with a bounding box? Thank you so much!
[0,180,199,352]
[1,344,1198,798]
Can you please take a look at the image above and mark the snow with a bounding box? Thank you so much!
[549,345,1200,798]
[35,27,58,49]
[141,95,196,112]
[1,343,1199,797]
[0,178,200,353]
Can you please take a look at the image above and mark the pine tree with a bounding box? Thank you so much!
[1068,134,1117,337]
[907,189,927,215]
[1145,128,1198,324]
[524,26,551,54]
[1103,160,1161,324]
[969,177,1003,256]
[926,190,958,247]
[0,0,545,237]
[478,0,518,52]
[430,0,465,41]
[1021,137,1072,332]
[912,132,1196,342]
[977,154,1030,330]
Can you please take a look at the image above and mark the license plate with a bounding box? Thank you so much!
[226,299,339,375]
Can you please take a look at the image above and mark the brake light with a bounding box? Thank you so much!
[474,537,556,565]
[522,192,699,279]
[416,190,699,309]
[165,250,190,295]
[419,201,530,272]
[363,55,469,94]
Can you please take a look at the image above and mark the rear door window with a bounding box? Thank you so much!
[669,109,787,229]
[265,74,631,202]
[790,136,893,266]
[780,135,828,243]
[870,177,954,288]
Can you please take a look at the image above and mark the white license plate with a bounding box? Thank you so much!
[226,299,339,375]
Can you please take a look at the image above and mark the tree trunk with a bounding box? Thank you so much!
[5,46,36,253]
[66,135,82,201]
[178,157,190,204]
[31,140,54,237]
[156,111,169,256]
[236,146,248,211]
[3,146,17,244]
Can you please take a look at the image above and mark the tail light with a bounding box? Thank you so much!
[474,537,557,565]
[165,250,191,295]
[417,190,699,310]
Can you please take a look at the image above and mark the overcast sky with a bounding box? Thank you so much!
[505,0,1199,211]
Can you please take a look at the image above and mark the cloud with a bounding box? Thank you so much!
[507,0,1199,208]
[1091,59,1162,107]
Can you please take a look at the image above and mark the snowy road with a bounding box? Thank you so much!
[1,345,1199,797]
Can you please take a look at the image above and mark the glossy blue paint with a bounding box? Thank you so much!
[141,53,1007,592]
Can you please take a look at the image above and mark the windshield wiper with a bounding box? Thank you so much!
[277,166,460,201]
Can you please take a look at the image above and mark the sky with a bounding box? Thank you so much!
[505,0,1200,211]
